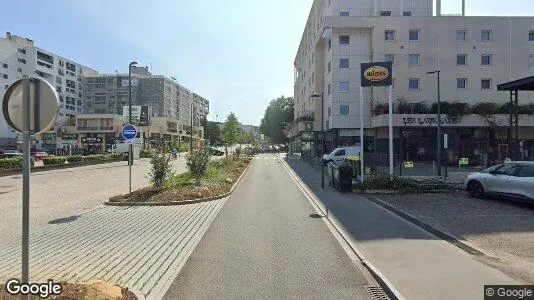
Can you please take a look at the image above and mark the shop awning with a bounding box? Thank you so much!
[497,76,534,91]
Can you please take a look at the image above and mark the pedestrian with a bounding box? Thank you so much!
[172,148,177,159]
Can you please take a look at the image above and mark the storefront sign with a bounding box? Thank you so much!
[81,137,102,144]
[304,121,313,131]
[402,116,462,126]
[360,62,392,87]
[504,158,512,163]
[459,157,469,165]
[61,134,78,140]
[404,161,414,168]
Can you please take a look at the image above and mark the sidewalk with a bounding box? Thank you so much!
[282,154,520,300]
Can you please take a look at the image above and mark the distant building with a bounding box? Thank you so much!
[0,32,98,147]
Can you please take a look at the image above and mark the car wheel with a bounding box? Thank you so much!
[468,180,485,198]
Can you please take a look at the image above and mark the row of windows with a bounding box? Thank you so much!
[325,79,494,93]
[336,10,413,17]
[384,29,534,42]
[384,53,500,66]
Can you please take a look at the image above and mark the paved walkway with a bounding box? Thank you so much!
[0,199,226,299]
[164,153,373,299]
[283,154,520,300]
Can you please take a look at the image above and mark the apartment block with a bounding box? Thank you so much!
[292,0,534,164]
[0,32,98,146]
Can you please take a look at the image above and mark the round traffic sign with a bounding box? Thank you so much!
[2,77,59,134]
[122,124,138,140]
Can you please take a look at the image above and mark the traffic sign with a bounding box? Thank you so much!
[122,124,138,141]
[2,77,59,134]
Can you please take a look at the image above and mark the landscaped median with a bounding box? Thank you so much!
[353,174,458,194]
[0,153,129,177]
[106,148,252,206]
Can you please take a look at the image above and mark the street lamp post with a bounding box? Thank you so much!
[190,102,194,152]
[128,61,137,194]
[426,70,442,176]
[311,92,325,189]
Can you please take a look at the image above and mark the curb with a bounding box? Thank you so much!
[0,159,125,177]
[363,194,489,257]
[278,155,405,300]
[103,158,253,206]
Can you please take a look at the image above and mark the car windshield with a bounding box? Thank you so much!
[480,164,503,173]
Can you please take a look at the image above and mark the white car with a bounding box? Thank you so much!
[464,161,534,202]
[322,146,361,165]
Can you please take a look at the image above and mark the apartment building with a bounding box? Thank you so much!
[292,0,534,164]
[0,32,98,147]
[192,93,210,123]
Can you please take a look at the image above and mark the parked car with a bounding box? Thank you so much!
[32,152,52,160]
[206,147,224,156]
[464,161,534,202]
[322,146,362,165]
[1,150,23,158]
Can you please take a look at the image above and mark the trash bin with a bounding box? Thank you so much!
[331,163,353,192]
[327,162,335,186]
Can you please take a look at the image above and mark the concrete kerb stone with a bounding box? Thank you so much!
[277,155,405,300]
[103,157,254,206]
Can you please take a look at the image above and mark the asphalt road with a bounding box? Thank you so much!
[163,153,372,299]
[0,158,187,244]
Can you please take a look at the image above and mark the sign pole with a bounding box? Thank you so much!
[359,86,364,182]
[388,85,393,178]
[22,76,30,297]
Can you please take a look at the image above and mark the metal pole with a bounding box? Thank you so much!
[190,102,194,152]
[128,63,134,193]
[321,92,325,189]
[388,85,393,178]
[360,87,365,182]
[437,71,442,176]
[514,90,519,161]
[22,76,30,298]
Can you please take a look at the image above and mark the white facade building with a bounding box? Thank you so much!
[0,32,98,146]
[292,0,534,164]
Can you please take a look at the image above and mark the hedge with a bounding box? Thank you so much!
[140,149,152,158]
[43,157,68,165]
[67,155,83,163]
[0,157,35,169]
[83,154,109,162]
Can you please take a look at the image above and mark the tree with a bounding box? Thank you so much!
[260,96,294,144]
[201,116,221,146]
[221,112,240,147]
[186,148,211,186]
[149,141,173,190]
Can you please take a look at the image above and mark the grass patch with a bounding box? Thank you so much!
[109,157,252,203]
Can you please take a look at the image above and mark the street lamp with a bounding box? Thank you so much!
[426,70,442,176]
[127,61,137,194]
[311,92,325,189]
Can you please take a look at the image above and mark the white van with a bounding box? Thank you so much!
[322,146,361,165]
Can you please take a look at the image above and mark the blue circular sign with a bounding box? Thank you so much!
[122,124,138,140]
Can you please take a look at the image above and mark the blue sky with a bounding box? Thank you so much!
[1,0,532,125]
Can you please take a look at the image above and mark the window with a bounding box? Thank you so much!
[339,35,350,45]
[340,58,349,68]
[380,11,391,16]
[516,165,534,177]
[328,83,331,95]
[492,164,520,176]
[340,11,349,16]
[327,62,331,72]
[480,79,491,90]
[457,78,467,89]
[457,54,467,66]
[530,31,534,41]
[385,54,395,64]
[409,78,420,90]
[385,30,396,41]
[340,82,349,92]
[456,30,467,42]
[328,39,331,50]
[340,105,349,115]
[403,11,412,16]
[409,54,420,66]
[481,30,492,42]
[17,68,22,73]
[529,54,534,67]
[481,54,492,66]
[4,85,7,89]
[2,63,7,68]
[17,48,26,54]
[18,58,26,64]
[409,30,420,41]
[1,74,7,79]
[335,149,345,156]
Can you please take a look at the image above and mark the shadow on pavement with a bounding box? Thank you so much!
[309,213,325,218]
[48,215,79,224]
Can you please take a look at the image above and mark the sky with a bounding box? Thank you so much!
[1,0,532,126]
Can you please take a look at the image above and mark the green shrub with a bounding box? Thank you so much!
[150,143,174,189]
[0,157,35,169]
[109,153,128,161]
[67,155,83,163]
[43,157,68,165]
[83,154,109,162]
[186,148,211,186]
[140,149,152,158]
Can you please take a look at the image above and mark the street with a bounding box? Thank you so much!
[163,153,375,299]
[0,158,187,244]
